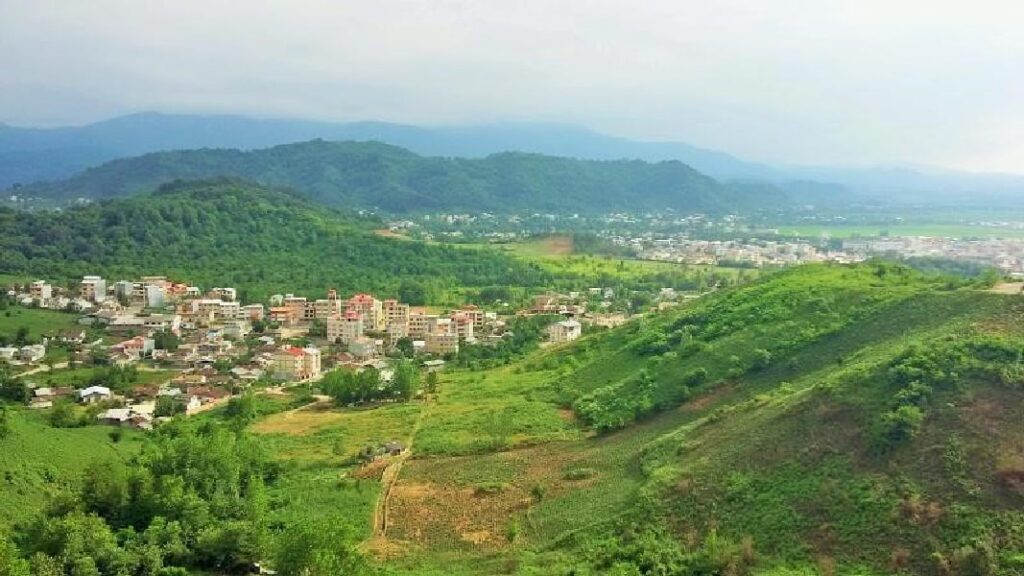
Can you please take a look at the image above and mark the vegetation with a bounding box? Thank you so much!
[0,179,554,301]
[19,140,773,214]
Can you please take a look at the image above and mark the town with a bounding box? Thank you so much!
[0,274,621,430]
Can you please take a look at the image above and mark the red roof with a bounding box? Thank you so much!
[282,346,304,357]
[349,293,376,304]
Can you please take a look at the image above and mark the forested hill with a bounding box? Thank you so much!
[0,178,553,300]
[13,140,784,214]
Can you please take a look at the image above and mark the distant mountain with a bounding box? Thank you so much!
[15,140,782,214]
[0,112,771,188]
[7,112,1022,206]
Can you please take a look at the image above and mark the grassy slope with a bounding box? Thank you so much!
[240,263,1023,574]
[0,409,143,529]
[0,307,80,344]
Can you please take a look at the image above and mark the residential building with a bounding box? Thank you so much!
[30,280,52,302]
[80,276,107,302]
[327,310,363,344]
[18,345,46,363]
[459,304,484,330]
[425,332,459,355]
[347,293,384,331]
[243,303,265,322]
[145,285,165,308]
[383,299,410,328]
[408,310,437,338]
[112,336,155,359]
[348,336,378,360]
[271,346,322,381]
[547,319,582,343]
[78,386,112,404]
[211,287,237,301]
[452,314,475,341]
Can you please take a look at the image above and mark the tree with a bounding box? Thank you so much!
[392,360,420,401]
[0,407,10,440]
[0,534,30,576]
[274,520,374,576]
[13,327,28,346]
[49,400,80,428]
[398,280,428,306]
[425,371,439,394]
[154,396,184,418]
[153,329,180,352]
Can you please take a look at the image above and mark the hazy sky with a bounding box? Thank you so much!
[1,1,1023,171]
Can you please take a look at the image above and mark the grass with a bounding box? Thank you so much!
[240,264,1024,574]
[0,408,143,529]
[0,306,81,344]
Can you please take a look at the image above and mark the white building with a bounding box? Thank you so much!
[547,319,582,344]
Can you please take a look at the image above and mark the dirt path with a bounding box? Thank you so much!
[364,396,431,548]
[990,282,1024,294]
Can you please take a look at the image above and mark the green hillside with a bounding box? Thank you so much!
[16,140,780,214]
[0,178,555,301]
[359,263,1023,575]
[4,263,1022,575]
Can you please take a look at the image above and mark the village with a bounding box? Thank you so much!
[0,274,629,431]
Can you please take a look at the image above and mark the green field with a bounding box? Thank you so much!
[0,306,81,345]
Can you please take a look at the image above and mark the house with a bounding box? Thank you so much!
[243,303,265,322]
[221,320,252,340]
[79,386,112,404]
[384,441,405,456]
[96,408,132,424]
[19,345,46,363]
[547,319,582,343]
[111,336,155,360]
[0,347,18,361]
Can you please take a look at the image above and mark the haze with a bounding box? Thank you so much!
[2,0,1023,172]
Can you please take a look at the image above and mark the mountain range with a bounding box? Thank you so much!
[5,112,1024,206]
[10,140,787,215]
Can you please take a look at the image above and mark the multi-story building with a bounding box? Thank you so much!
[145,285,165,308]
[30,280,52,302]
[347,293,384,331]
[459,304,485,330]
[425,333,459,356]
[384,299,410,328]
[452,313,475,341]
[211,287,237,301]
[80,276,107,303]
[243,304,265,322]
[327,310,363,344]
[271,346,321,381]
[408,310,437,338]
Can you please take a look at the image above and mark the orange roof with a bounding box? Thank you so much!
[349,293,376,303]
[282,346,304,357]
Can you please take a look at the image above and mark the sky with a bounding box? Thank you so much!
[1,0,1023,172]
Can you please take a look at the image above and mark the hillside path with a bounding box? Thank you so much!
[365,395,431,546]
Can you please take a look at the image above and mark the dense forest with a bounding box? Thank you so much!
[14,140,782,214]
[0,179,554,300]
